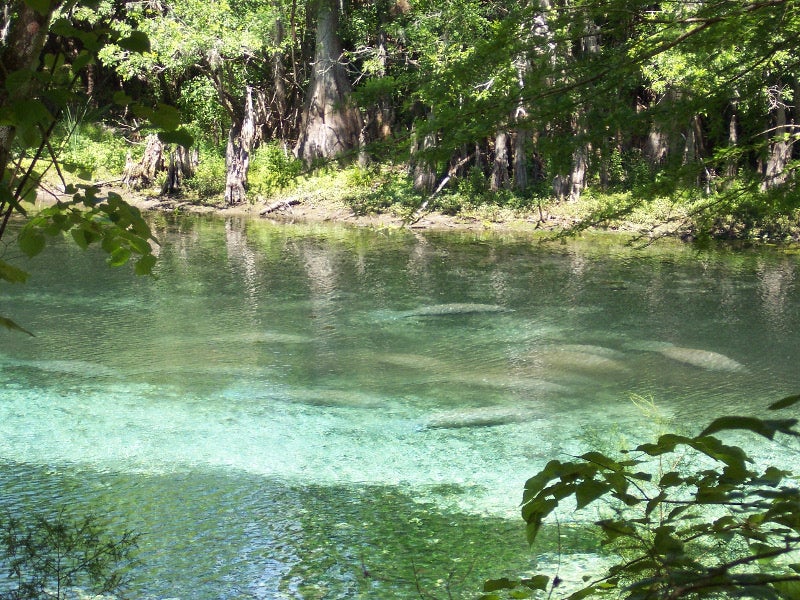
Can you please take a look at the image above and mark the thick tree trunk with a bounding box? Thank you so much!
[491,131,510,191]
[0,2,59,173]
[645,125,669,165]
[569,144,588,202]
[161,145,198,195]
[123,134,165,189]
[294,0,362,164]
[225,87,257,205]
[411,126,437,193]
[726,96,739,179]
[762,84,795,190]
[513,129,529,192]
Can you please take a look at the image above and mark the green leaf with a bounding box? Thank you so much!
[18,228,46,257]
[148,103,182,131]
[523,460,566,500]
[581,451,623,471]
[0,260,29,283]
[772,580,800,600]
[659,471,683,488]
[0,316,35,336]
[598,519,636,543]
[71,228,89,249]
[158,128,195,147]
[108,247,132,267]
[12,98,51,126]
[4,69,34,95]
[700,416,798,440]
[575,479,611,510]
[116,30,151,53]
[521,575,550,591]
[523,498,557,544]
[23,0,51,16]
[134,254,156,275]
[770,395,800,410]
[72,50,94,73]
[484,578,519,592]
[567,584,601,600]
[50,17,76,37]
[113,91,133,106]
[653,526,684,555]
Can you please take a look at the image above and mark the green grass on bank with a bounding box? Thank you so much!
[42,123,800,244]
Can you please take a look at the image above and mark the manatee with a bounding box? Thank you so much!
[210,331,312,344]
[285,387,389,408]
[457,373,568,394]
[424,406,539,429]
[376,353,566,393]
[15,359,118,378]
[624,340,746,373]
[533,348,630,375]
[555,344,626,359]
[376,353,451,372]
[401,303,510,317]
[622,340,674,353]
[656,346,745,372]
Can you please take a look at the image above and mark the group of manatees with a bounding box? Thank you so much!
[377,303,746,430]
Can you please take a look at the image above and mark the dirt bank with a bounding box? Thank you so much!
[123,188,622,237]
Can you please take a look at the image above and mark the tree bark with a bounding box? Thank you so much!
[569,143,588,202]
[762,83,795,190]
[491,130,510,191]
[123,134,165,190]
[161,145,198,195]
[411,126,437,193]
[0,2,59,173]
[725,94,739,179]
[294,0,362,164]
[513,130,529,192]
[225,87,257,205]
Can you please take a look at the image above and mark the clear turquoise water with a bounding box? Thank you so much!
[1,215,798,598]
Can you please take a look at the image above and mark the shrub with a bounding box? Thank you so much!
[184,145,226,198]
[56,116,130,181]
[248,143,304,197]
[485,395,800,600]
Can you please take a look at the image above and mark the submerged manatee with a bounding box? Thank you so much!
[458,373,568,394]
[532,347,630,375]
[376,353,566,393]
[424,406,539,429]
[210,331,312,345]
[401,303,510,318]
[657,345,745,373]
[556,344,626,359]
[625,340,745,372]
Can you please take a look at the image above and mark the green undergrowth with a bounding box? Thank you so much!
[54,120,131,182]
[41,124,800,244]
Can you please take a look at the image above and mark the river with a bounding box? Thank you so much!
[1,215,798,598]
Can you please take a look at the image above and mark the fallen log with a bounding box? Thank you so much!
[260,198,300,215]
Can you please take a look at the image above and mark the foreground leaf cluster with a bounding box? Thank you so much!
[486,395,800,600]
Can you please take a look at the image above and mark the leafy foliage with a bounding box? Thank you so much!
[0,1,194,329]
[485,395,800,600]
[0,511,139,600]
[249,143,304,196]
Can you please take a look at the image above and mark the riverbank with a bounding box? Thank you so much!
[113,181,699,240]
[35,164,800,244]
